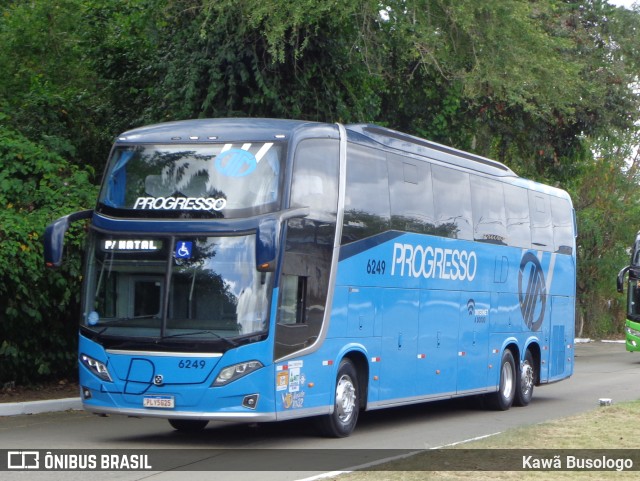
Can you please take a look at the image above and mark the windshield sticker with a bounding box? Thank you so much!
[215,143,274,178]
[215,148,258,177]
[133,196,227,211]
[175,241,193,259]
[87,311,99,326]
[276,371,288,391]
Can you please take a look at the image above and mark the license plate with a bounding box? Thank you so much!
[143,396,175,409]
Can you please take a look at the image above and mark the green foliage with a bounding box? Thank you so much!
[139,0,384,122]
[574,135,640,336]
[80,0,161,138]
[0,0,112,171]
[0,128,97,383]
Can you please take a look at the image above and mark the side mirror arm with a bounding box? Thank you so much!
[44,209,93,267]
[617,265,630,294]
[256,207,309,272]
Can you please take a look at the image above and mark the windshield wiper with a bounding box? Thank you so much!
[163,330,239,347]
[95,315,159,334]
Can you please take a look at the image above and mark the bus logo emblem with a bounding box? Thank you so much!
[154,375,164,386]
[467,299,475,316]
[518,252,547,331]
[215,149,257,177]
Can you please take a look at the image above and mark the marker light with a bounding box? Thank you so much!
[213,361,263,386]
[80,354,113,382]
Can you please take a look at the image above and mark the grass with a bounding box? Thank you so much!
[330,400,640,480]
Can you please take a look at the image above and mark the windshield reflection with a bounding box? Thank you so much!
[97,143,283,219]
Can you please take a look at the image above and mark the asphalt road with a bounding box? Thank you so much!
[1,341,639,480]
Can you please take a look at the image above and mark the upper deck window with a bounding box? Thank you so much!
[97,143,285,219]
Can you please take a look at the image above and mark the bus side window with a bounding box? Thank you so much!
[551,197,575,255]
[290,139,339,219]
[503,184,531,249]
[342,144,391,244]
[470,175,507,244]
[388,153,436,234]
[529,191,553,251]
[432,165,473,240]
[278,275,307,325]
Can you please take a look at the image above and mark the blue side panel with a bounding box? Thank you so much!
[378,288,419,401]
[457,291,490,392]
[329,287,349,339]
[491,292,521,333]
[347,287,376,338]
[274,354,329,415]
[549,295,575,381]
[334,230,575,405]
[417,290,459,395]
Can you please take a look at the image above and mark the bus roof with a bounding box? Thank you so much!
[114,118,333,144]
[346,124,517,178]
[113,119,573,199]
[115,119,514,179]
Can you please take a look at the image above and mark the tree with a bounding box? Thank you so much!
[0,128,97,383]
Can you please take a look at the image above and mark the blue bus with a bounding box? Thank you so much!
[45,118,576,437]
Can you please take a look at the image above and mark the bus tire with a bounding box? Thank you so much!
[168,419,209,432]
[316,358,359,437]
[514,349,535,407]
[486,349,516,411]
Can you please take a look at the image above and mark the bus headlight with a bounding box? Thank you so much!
[626,326,640,338]
[80,354,113,382]
[213,361,263,386]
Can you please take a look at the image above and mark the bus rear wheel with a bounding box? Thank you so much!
[515,349,535,407]
[316,358,359,437]
[486,349,516,411]
[168,419,209,432]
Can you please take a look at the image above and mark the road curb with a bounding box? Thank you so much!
[0,397,82,417]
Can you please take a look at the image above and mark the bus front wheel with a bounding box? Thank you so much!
[316,358,359,437]
[486,349,516,411]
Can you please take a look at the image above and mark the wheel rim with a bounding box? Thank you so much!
[335,374,356,424]
[501,361,514,398]
[521,361,534,395]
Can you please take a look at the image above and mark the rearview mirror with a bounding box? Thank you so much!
[255,207,309,272]
[44,210,93,267]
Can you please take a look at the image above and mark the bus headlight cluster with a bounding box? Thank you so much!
[80,354,113,382]
[213,361,263,386]
[626,326,640,338]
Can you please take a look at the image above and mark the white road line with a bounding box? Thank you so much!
[294,432,503,481]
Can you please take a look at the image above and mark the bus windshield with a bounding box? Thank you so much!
[97,143,284,218]
[82,232,272,343]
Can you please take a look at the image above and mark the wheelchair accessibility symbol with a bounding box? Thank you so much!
[175,241,193,259]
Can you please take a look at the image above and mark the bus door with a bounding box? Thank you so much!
[456,292,490,393]
[132,277,164,318]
